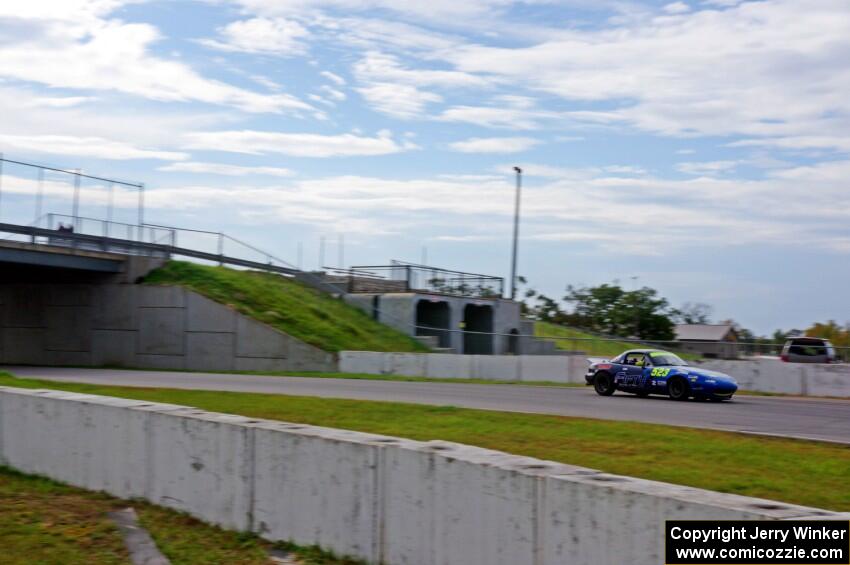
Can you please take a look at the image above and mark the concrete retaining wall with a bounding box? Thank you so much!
[0,283,335,372]
[340,351,588,383]
[0,386,845,565]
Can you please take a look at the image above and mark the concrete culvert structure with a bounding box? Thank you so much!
[463,303,494,354]
[415,299,451,348]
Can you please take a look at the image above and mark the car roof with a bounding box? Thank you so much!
[621,349,674,355]
[785,337,832,345]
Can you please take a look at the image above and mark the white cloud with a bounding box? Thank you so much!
[351,51,490,118]
[26,96,94,108]
[357,83,442,119]
[319,85,346,101]
[183,129,418,157]
[676,160,738,175]
[0,6,313,114]
[93,159,846,254]
[448,137,540,154]
[663,2,691,14]
[437,174,505,181]
[320,71,346,85]
[200,17,310,56]
[0,134,188,161]
[444,1,850,150]
[231,0,520,25]
[354,51,491,89]
[0,0,131,25]
[603,165,647,175]
[157,162,295,177]
[729,136,850,153]
[312,15,460,52]
[438,105,551,130]
[0,85,225,155]
[6,155,841,254]
[495,95,537,109]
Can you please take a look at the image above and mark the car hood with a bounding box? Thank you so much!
[671,366,736,382]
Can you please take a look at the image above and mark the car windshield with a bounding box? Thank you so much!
[648,351,687,366]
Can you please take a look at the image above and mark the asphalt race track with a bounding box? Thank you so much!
[6,366,850,445]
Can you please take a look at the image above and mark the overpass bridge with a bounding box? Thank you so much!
[0,156,537,358]
[0,218,302,282]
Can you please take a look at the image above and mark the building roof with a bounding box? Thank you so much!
[674,324,736,342]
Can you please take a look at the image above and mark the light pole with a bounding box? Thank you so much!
[509,166,522,300]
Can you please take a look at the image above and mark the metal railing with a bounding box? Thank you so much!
[0,219,305,275]
[0,155,145,229]
[343,260,505,298]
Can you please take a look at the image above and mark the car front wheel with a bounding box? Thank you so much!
[667,377,690,401]
[593,372,616,396]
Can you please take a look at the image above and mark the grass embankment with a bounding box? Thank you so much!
[143,261,427,353]
[535,321,700,360]
[1,373,847,512]
[0,465,359,565]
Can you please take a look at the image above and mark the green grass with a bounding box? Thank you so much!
[143,261,427,353]
[0,465,361,565]
[1,373,848,512]
[535,321,701,360]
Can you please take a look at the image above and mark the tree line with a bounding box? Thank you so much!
[518,277,846,345]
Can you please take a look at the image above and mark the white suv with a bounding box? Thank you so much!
[780,337,836,364]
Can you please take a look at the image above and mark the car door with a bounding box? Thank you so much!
[640,355,656,391]
[619,353,645,388]
[647,357,674,392]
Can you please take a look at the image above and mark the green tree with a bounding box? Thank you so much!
[671,302,713,324]
[563,283,675,340]
[564,283,626,334]
[805,320,850,347]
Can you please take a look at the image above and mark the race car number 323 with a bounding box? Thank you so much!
[651,368,671,377]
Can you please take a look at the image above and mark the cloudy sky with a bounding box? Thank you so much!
[1,0,849,334]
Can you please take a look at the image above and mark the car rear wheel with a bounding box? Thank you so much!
[667,377,690,401]
[593,372,616,396]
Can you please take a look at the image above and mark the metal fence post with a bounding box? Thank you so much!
[32,167,44,243]
[72,170,81,228]
[138,182,145,238]
[106,182,114,237]
[218,233,224,265]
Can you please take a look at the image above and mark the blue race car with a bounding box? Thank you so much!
[585,349,738,401]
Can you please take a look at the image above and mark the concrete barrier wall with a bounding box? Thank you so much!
[341,352,850,397]
[340,351,588,383]
[0,283,335,372]
[0,386,846,565]
[696,359,850,397]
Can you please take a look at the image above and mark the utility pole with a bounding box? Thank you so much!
[318,236,325,270]
[509,166,523,300]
